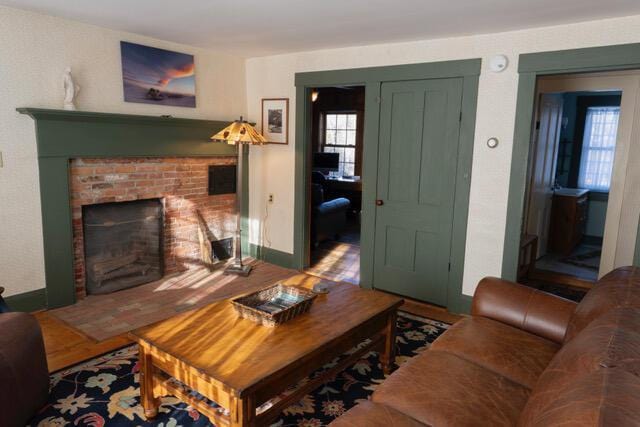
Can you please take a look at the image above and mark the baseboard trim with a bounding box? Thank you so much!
[249,244,296,270]
[5,288,47,312]
[449,294,473,315]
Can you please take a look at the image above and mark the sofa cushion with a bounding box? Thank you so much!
[372,350,530,427]
[518,369,640,427]
[519,307,640,425]
[430,317,559,388]
[329,400,425,427]
[565,266,640,342]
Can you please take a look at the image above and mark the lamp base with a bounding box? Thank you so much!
[224,263,252,277]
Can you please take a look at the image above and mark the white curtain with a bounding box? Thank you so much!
[578,106,620,191]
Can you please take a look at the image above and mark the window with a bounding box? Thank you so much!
[578,106,620,191]
[323,113,357,176]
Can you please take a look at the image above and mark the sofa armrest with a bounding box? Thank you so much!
[471,277,578,343]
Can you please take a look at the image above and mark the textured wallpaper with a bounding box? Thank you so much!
[0,6,247,296]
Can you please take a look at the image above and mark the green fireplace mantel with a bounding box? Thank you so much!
[18,108,241,309]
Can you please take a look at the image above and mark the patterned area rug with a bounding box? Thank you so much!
[29,312,448,427]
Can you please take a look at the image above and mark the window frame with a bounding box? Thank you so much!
[577,106,620,192]
[321,111,359,177]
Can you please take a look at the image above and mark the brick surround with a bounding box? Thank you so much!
[69,157,236,298]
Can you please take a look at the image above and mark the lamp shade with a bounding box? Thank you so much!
[211,118,267,145]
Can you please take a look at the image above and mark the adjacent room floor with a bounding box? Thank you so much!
[306,216,361,284]
[535,243,601,282]
[306,241,360,285]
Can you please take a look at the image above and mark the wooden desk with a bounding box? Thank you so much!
[129,277,402,426]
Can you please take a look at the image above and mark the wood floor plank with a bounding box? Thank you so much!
[36,311,131,372]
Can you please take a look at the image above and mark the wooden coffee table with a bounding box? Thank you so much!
[129,276,403,426]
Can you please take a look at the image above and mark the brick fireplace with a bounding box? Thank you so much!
[70,157,236,299]
[20,108,239,309]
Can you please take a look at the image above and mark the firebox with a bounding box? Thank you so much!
[82,199,164,295]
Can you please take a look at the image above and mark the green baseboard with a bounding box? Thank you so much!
[249,244,296,270]
[5,288,47,312]
[449,294,472,315]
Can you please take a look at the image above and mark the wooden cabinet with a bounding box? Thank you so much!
[548,193,588,255]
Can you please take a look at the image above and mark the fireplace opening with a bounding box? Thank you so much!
[82,198,163,295]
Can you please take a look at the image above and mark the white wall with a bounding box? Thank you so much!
[245,14,640,296]
[0,6,247,297]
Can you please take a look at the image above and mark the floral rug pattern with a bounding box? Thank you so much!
[29,312,448,427]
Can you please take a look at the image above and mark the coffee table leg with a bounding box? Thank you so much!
[139,345,160,419]
[231,394,255,427]
[381,310,398,375]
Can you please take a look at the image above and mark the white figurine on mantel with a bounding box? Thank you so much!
[63,67,80,110]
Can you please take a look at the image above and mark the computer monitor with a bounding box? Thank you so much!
[312,152,340,174]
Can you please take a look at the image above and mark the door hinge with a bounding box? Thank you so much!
[459,111,462,122]
[448,262,451,272]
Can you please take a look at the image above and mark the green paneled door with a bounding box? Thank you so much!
[373,78,463,305]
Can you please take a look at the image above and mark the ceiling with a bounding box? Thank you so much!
[3,0,640,57]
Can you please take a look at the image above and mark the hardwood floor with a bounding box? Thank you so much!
[36,310,131,373]
[400,297,464,324]
[49,261,297,341]
[36,262,461,373]
[306,239,462,324]
[306,241,360,284]
[529,268,594,290]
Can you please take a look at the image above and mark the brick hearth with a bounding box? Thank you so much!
[69,157,236,298]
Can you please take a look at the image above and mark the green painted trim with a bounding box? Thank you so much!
[293,86,311,271]
[17,108,225,128]
[39,157,76,308]
[502,73,537,281]
[505,42,640,279]
[448,75,480,314]
[450,295,473,315]
[18,108,236,158]
[249,244,295,269]
[5,288,47,312]
[519,43,640,74]
[19,108,239,309]
[295,59,481,87]
[294,59,481,312]
[358,82,382,290]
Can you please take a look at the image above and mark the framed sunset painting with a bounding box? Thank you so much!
[120,41,196,108]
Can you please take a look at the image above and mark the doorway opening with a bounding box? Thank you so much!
[304,86,365,285]
[518,70,640,299]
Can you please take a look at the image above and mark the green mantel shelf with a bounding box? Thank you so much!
[18,107,241,309]
[18,107,226,126]
[17,108,237,159]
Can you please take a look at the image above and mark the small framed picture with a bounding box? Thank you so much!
[262,98,289,144]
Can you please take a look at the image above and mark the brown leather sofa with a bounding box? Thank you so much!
[0,312,50,427]
[330,266,640,426]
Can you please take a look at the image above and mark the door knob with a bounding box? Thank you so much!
[376,199,384,206]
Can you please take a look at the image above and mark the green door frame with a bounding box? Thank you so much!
[294,59,481,314]
[502,42,640,280]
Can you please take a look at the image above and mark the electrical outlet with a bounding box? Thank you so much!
[268,194,274,203]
